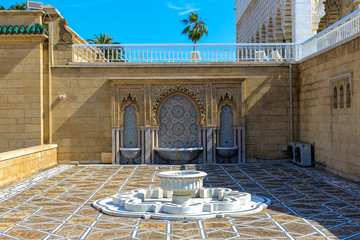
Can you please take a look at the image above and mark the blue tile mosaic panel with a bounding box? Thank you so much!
[219,104,234,147]
[158,94,199,148]
[123,105,137,148]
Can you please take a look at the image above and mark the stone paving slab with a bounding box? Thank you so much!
[0,163,359,239]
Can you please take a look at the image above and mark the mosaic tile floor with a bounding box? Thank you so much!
[0,163,359,239]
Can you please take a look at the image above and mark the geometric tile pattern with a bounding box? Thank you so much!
[123,105,138,148]
[0,163,359,239]
[219,104,234,147]
[159,94,199,148]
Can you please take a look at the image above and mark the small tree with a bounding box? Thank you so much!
[9,3,26,10]
[181,12,208,51]
[87,33,125,62]
[0,6,5,10]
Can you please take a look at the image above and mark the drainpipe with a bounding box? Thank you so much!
[44,11,54,144]
[48,21,53,144]
[289,64,293,142]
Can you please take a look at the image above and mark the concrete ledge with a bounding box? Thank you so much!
[0,144,58,162]
[0,144,58,188]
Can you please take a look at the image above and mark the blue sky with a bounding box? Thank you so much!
[2,0,236,43]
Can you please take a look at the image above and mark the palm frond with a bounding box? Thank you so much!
[180,12,208,44]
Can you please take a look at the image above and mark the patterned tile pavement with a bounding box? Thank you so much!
[0,163,359,239]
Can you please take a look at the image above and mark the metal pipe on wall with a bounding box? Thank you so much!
[289,64,293,142]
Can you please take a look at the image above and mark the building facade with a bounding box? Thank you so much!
[236,0,360,43]
[0,3,359,181]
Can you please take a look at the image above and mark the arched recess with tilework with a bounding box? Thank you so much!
[156,92,201,148]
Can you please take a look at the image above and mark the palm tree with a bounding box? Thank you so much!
[0,6,5,10]
[181,12,208,51]
[87,33,119,44]
[87,33,125,62]
[8,3,26,10]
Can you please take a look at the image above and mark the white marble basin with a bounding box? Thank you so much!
[157,171,207,205]
[154,147,203,164]
[120,148,141,160]
[216,146,238,158]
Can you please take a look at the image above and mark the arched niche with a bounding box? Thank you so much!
[217,93,239,126]
[120,94,140,127]
[156,92,201,148]
[219,104,234,147]
[123,105,138,148]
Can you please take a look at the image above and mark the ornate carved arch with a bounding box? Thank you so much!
[217,92,239,126]
[153,90,205,126]
[120,94,140,127]
[151,85,206,125]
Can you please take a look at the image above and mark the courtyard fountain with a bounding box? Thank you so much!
[93,170,270,220]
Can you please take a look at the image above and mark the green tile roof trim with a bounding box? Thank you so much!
[0,23,49,35]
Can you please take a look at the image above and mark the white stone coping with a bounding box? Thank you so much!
[157,171,207,179]
[119,148,141,151]
[154,147,203,152]
[0,144,58,162]
[215,146,239,150]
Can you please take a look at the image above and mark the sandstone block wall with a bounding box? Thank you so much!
[299,36,360,178]
[51,63,293,163]
[0,144,57,187]
[0,40,44,153]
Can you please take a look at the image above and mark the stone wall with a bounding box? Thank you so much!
[0,39,45,153]
[298,36,360,178]
[51,63,293,163]
[0,144,58,187]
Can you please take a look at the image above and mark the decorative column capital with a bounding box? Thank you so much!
[312,0,326,17]
[311,0,326,35]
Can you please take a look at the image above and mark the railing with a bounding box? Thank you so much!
[301,8,360,59]
[73,9,360,63]
[73,43,300,63]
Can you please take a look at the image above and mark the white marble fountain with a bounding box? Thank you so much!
[93,170,270,220]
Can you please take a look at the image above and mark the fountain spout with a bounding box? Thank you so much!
[157,171,207,205]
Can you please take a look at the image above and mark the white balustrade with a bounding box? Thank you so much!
[301,8,360,60]
[73,9,360,63]
[73,43,299,63]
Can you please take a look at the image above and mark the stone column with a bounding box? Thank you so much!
[144,127,151,164]
[205,127,214,164]
[292,0,313,42]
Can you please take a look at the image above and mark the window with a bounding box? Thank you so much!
[339,85,344,108]
[333,87,338,109]
[346,83,351,108]
[330,73,352,110]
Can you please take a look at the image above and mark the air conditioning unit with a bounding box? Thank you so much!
[287,142,297,163]
[26,1,43,10]
[288,142,314,166]
[294,142,313,167]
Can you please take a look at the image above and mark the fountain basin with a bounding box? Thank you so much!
[216,146,238,158]
[157,171,207,205]
[154,147,203,164]
[120,148,141,160]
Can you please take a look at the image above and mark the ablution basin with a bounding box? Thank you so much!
[93,170,270,220]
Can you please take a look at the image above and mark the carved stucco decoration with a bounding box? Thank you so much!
[120,94,141,127]
[151,85,206,126]
[112,85,144,127]
[312,0,327,35]
[218,93,237,111]
[59,19,73,43]
[216,91,240,126]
